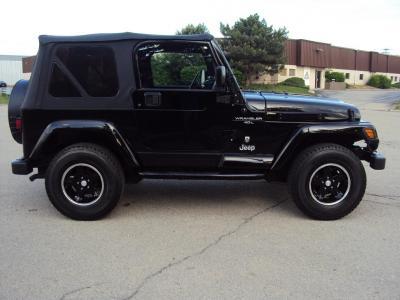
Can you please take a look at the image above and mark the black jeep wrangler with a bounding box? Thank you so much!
[8,32,385,220]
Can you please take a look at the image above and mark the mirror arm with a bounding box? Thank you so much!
[215,66,226,88]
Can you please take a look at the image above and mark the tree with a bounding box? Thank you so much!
[176,23,209,35]
[220,14,288,85]
[149,24,209,86]
[147,24,210,87]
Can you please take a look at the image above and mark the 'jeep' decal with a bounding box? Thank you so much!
[239,144,255,151]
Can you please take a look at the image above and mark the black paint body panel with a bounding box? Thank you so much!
[10,34,384,179]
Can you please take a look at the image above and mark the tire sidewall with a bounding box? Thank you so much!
[46,149,123,220]
[295,149,365,219]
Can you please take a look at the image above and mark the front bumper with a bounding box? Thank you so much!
[11,159,33,175]
[369,152,386,170]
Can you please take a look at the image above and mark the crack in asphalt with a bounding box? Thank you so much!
[59,283,104,300]
[365,193,400,208]
[365,199,400,208]
[57,193,396,300]
[122,200,287,300]
[366,193,400,201]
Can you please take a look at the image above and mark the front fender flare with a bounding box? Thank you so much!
[270,122,378,170]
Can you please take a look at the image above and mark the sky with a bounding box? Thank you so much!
[1,0,399,56]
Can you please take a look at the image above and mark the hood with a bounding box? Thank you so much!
[243,91,361,122]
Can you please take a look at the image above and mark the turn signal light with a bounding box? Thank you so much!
[363,128,377,139]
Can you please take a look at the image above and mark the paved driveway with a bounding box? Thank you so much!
[1,90,399,299]
[319,89,400,110]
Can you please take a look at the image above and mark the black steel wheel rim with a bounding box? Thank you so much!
[61,163,104,206]
[308,163,351,205]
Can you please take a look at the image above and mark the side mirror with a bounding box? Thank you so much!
[215,66,226,88]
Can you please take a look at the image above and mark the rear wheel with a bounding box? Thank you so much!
[45,143,124,220]
[288,143,366,220]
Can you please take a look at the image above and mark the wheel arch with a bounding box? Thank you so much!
[29,120,140,178]
[269,123,374,180]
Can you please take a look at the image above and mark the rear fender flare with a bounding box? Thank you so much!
[29,120,140,168]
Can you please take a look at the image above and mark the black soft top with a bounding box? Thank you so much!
[39,32,214,44]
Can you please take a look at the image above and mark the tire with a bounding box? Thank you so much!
[45,143,125,220]
[288,143,366,220]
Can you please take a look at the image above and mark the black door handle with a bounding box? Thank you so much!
[144,92,162,107]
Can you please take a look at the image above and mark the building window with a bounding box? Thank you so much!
[289,69,296,76]
[391,76,394,81]
[395,77,398,82]
[345,73,350,79]
[359,74,364,80]
[279,68,287,76]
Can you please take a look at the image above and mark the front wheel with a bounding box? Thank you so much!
[288,143,366,220]
[45,143,125,220]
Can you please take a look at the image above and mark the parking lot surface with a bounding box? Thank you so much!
[1,90,400,299]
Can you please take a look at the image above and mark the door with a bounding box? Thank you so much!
[315,70,322,89]
[131,41,234,170]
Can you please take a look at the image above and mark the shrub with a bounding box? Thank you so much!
[367,75,392,89]
[281,77,305,87]
[0,93,9,104]
[232,69,244,86]
[392,82,400,88]
[325,71,345,82]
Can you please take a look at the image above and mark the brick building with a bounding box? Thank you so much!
[21,39,400,90]
[260,39,400,89]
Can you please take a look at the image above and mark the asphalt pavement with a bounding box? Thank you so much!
[0,90,399,299]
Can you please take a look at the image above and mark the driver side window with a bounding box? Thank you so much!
[136,42,215,89]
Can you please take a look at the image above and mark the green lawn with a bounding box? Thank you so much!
[243,83,311,95]
[0,94,9,104]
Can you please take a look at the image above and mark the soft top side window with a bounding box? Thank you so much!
[136,42,216,89]
[49,45,119,98]
[49,64,81,97]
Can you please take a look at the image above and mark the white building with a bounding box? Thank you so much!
[0,55,28,86]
